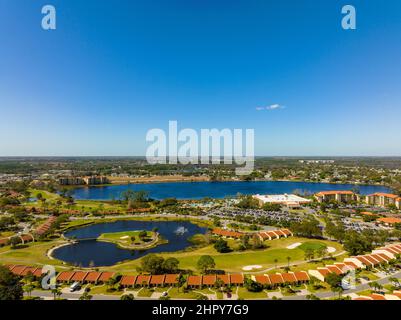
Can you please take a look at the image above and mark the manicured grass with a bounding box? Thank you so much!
[98,230,154,246]
[137,288,154,297]
[236,287,268,299]
[0,240,67,268]
[106,237,343,273]
[298,242,327,252]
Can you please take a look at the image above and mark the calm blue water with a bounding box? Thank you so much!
[71,181,392,200]
[52,220,206,267]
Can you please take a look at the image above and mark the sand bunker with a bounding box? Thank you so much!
[286,242,302,249]
[242,265,262,271]
[327,247,336,253]
[120,236,130,239]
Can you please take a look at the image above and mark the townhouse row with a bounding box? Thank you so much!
[212,228,293,241]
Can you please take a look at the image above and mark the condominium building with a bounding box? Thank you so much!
[59,176,109,186]
[314,190,358,203]
[366,193,401,209]
[58,177,85,186]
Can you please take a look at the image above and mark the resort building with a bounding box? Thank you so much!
[59,176,109,186]
[252,194,311,209]
[365,193,401,209]
[314,191,358,203]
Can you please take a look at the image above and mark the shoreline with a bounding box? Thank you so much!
[46,241,75,260]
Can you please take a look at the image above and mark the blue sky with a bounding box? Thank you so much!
[1,0,401,156]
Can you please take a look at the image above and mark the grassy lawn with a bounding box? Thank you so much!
[137,288,154,297]
[168,287,199,299]
[357,270,380,281]
[98,230,154,247]
[298,242,327,252]
[105,237,343,273]
[0,240,67,268]
[236,287,268,299]
[88,284,123,296]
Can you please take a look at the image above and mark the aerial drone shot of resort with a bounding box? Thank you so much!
[1,0,401,311]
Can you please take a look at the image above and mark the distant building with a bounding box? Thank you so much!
[366,193,401,209]
[59,176,109,186]
[83,176,110,185]
[377,217,401,226]
[58,177,85,186]
[253,194,311,208]
[314,191,358,203]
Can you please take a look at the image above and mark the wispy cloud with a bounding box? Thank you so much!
[256,104,285,111]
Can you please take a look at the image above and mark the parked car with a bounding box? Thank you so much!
[69,281,81,292]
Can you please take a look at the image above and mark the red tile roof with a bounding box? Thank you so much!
[293,271,310,282]
[281,272,297,283]
[254,275,270,285]
[212,228,243,238]
[150,275,165,285]
[187,275,202,286]
[217,274,230,285]
[268,274,284,285]
[120,275,136,286]
[230,274,244,284]
[11,265,28,276]
[98,272,115,282]
[84,271,102,283]
[135,275,151,285]
[57,271,75,282]
[164,274,180,284]
[202,275,217,286]
[71,271,88,282]
[326,266,343,275]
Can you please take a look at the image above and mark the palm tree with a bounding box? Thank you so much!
[51,287,61,300]
[286,256,291,268]
[23,284,34,297]
[389,277,400,288]
[274,259,278,269]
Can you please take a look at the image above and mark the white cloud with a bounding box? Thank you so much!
[256,104,285,111]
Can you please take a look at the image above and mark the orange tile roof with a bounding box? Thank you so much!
[343,261,359,269]
[212,228,243,238]
[316,268,331,277]
[230,274,244,284]
[71,271,88,282]
[355,256,374,267]
[84,271,102,283]
[164,274,180,284]
[120,275,136,286]
[135,275,151,285]
[57,271,75,282]
[20,266,39,276]
[202,275,217,285]
[369,294,386,300]
[281,229,292,235]
[217,274,230,285]
[11,265,28,276]
[293,271,310,282]
[281,272,297,283]
[326,266,343,275]
[254,275,270,285]
[268,274,284,285]
[363,255,381,265]
[98,272,115,282]
[150,274,165,285]
[187,275,202,286]
[377,217,401,225]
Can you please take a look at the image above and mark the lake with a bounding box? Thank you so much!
[71,181,392,200]
[52,220,207,267]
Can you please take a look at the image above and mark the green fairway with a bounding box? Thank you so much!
[298,241,327,252]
